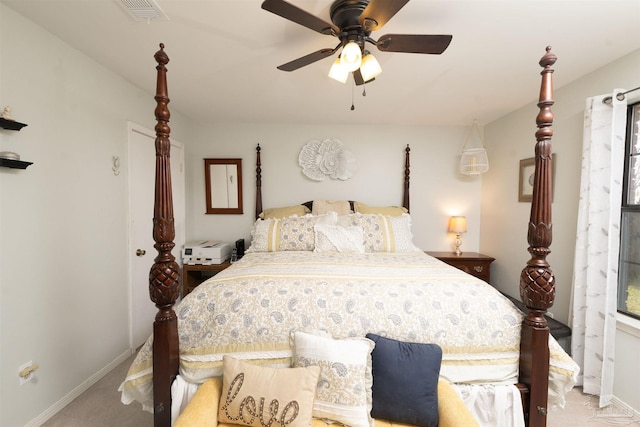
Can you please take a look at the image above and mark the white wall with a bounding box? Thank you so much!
[482,48,640,411]
[183,123,483,253]
[0,5,192,426]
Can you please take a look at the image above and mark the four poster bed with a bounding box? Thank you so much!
[119,45,579,427]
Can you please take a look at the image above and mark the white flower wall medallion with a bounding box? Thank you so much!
[298,138,357,181]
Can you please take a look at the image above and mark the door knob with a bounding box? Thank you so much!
[136,249,146,257]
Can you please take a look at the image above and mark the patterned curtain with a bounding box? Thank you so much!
[570,91,627,407]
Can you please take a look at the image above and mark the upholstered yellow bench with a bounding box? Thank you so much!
[174,378,479,427]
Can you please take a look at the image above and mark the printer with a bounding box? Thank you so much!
[182,240,232,265]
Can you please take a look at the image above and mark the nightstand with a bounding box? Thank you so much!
[425,251,495,283]
[182,261,231,296]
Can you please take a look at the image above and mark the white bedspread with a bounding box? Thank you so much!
[120,251,578,420]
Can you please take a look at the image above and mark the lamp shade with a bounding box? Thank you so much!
[360,52,382,81]
[448,216,467,233]
[328,57,349,83]
[341,41,362,72]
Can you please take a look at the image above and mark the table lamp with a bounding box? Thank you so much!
[448,216,467,256]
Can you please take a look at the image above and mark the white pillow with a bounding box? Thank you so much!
[389,214,422,252]
[314,224,364,253]
[292,331,375,427]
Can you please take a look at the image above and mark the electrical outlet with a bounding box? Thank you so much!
[18,360,38,385]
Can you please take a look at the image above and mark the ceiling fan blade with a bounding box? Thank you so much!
[359,0,410,32]
[277,48,337,72]
[262,0,338,35]
[377,34,453,54]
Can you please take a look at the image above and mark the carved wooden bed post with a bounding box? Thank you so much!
[403,144,410,211]
[255,144,263,219]
[150,43,180,427]
[519,46,557,427]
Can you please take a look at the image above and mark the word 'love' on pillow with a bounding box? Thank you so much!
[365,334,443,427]
[218,356,320,427]
[292,331,374,427]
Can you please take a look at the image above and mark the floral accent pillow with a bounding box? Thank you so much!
[247,213,337,252]
[292,331,375,427]
[337,213,420,252]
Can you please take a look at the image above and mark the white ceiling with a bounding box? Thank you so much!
[4,0,640,126]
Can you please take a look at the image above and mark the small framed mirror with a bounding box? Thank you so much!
[204,158,243,214]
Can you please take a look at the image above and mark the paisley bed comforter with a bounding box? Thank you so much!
[120,251,578,412]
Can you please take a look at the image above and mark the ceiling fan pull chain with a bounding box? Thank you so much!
[351,78,355,110]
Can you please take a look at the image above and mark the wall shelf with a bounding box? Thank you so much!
[0,116,32,169]
[0,117,28,131]
[0,158,33,169]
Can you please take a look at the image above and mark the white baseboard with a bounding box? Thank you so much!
[611,395,640,421]
[24,349,134,427]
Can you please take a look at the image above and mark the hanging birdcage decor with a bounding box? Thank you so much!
[459,120,489,175]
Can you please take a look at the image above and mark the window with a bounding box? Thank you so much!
[619,101,640,319]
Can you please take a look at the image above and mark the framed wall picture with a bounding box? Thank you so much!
[518,154,556,202]
[204,158,243,214]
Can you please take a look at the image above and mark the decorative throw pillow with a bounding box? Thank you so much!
[259,205,311,219]
[292,331,375,427]
[314,224,364,253]
[247,213,337,252]
[218,356,320,427]
[312,200,352,216]
[388,214,421,252]
[365,334,443,427]
[354,202,408,217]
[338,213,420,252]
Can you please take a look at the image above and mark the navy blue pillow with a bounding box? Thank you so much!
[365,333,442,427]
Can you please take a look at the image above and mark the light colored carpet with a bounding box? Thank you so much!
[41,353,639,427]
[548,389,640,427]
[41,353,152,427]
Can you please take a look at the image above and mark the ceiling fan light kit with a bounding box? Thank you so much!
[360,52,382,81]
[262,0,452,87]
[340,41,363,71]
[328,57,350,83]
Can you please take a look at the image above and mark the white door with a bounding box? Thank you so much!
[128,122,185,349]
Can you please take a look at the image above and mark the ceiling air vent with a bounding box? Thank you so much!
[116,0,169,22]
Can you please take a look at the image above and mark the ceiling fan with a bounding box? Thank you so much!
[261,0,453,85]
